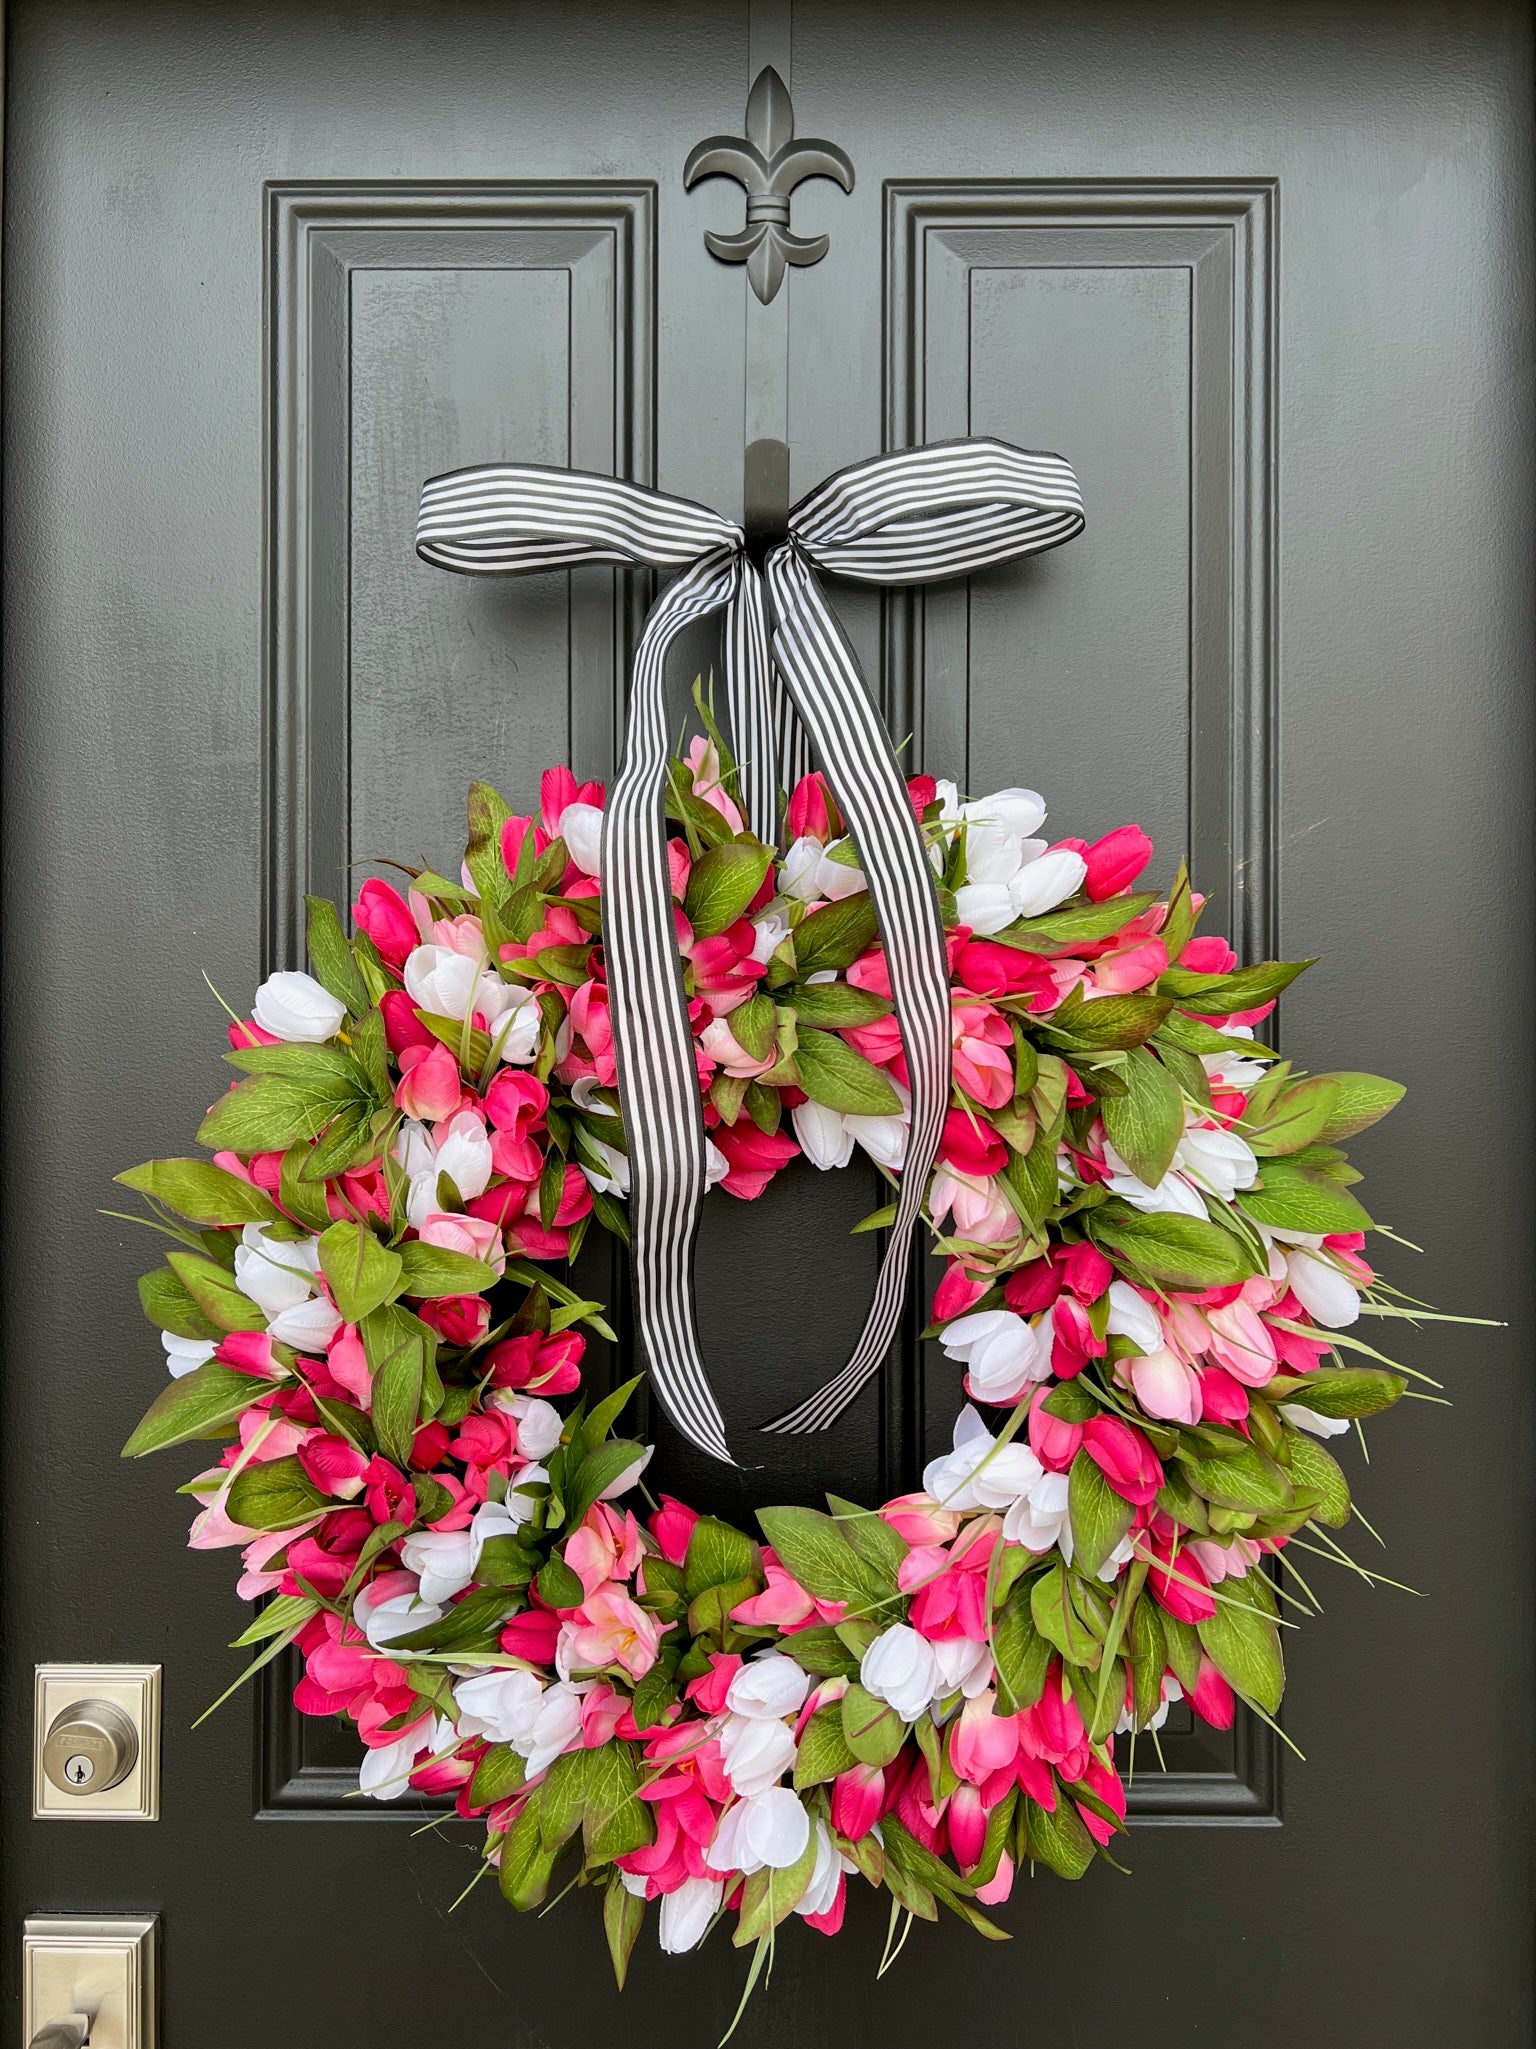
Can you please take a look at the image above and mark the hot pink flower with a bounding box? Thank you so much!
[1083,824,1153,900]
[905,1527,997,1643]
[560,979,616,1085]
[499,1609,561,1665]
[482,1329,584,1396]
[352,877,418,966]
[951,999,1014,1109]
[954,938,1063,1006]
[832,1762,885,1840]
[484,1068,549,1137]
[950,1691,1021,1785]
[380,989,436,1056]
[1189,1655,1237,1729]
[1179,934,1237,976]
[561,1587,665,1681]
[418,1294,491,1347]
[940,1106,1007,1177]
[710,1120,799,1199]
[787,771,841,841]
[684,1653,743,1715]
[687,923,765,1016]
[932,1260,989,1323]
[1082,1415,1164,1505]
[649,1495,698,1568]
[1075,1754,1127,1845]
[564,1502,645,1597]
[1145,1528,1217,1622]
[296,1433,371,1500]
[945,1779,989,1867]
[1028,1386,1083,1471]
[730,1553,816,1628]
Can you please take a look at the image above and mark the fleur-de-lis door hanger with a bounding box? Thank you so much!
[684,65,855,304]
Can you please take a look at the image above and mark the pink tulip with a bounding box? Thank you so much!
[484,1068,549,1137]
[1189,1655,1237,1729]
[1028,1386,1083,1472]
[880,1493,962,1547]
[1145,1531,1217,1623]
[951,1691,1021,1786]
[932,1260,988,1323]
[1129,1347,1204,1425]
[482,1329,584,1396]
[787,771,841,841]
[560,979,616,1085]
[682,736,746,832]
[1083,824,1153,901]
[649,1494,698,1567]
[561,1587,665,1681]
[684,1653,743,1715]
[499,812,544,884]
[394,1041,464,1121]
[417,1210,505,1274]
[418,1294,491,1347]
[498,1609,561,1665]
[352,878,418,966]
[907,1529,996,1643]
[1179,934,1237,976]
[1075,1754,1127,1846]
[975,1852,1015,1905]
[1204,1298,1279,1388]
[380,989,436,1056]
[831,1763,885,1840]
[686,926,765,1016]
[1091,936,1168,993]
[565,1504,645,1597]
[940,1106,1008,1177]
[955,938,1061,1006]
[296,1433,370,1500]
[1051,1294,1107,1380]
[539,765,604,834]
[930,1169,1022,1250]
[1082,1415,1164,1505]
[731,1553,816,1627]
[709,1120,799,1199]
[1197,1365,1251,1425]
[951,1000,1015,1109]
[946,1780,989,1866]
[699,1014,775,1079]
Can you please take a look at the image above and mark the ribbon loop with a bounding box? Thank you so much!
[417,439,1083,1464]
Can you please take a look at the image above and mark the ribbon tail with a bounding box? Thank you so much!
[757,546,951,1436]
[723,563,779,847]
[604,550,743,1466]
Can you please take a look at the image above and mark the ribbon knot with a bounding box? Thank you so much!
[418,438,1084,1463]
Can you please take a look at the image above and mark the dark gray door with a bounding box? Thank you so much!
[5,3,1532,2044]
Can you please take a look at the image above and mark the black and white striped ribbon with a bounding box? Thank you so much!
[417,440,1084,1462]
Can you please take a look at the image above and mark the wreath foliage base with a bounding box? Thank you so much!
[121,725,1420,1996]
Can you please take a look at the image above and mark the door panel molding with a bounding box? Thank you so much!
[886,180,1279,1822]
[260,181,654,1817]
[264,180,656,975]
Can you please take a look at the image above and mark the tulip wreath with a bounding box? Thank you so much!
[120,698,1434,2016]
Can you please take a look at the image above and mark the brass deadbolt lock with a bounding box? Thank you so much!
[41,1699,139,1798]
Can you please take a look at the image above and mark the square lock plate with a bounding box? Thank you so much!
[33,1665,161,1820]
[23,1916,157,2049]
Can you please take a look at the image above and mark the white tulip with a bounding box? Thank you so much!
[726,1653,811,1723]
[718,1713,797,1797]
[1102,1145,1209,1218]
[162,1332,215,1378]
[504,1396,564,1460]
[578,1136,630,1197]
[962,787,1048,838]
[1280,1402,1351,1439]
[707,1791,804,1876]
[964,826,1041,888]
[796,1820,844,1920]
[252,970,347,1044]
[358,1588,445,1651]
[931,1636,995,1700]
[750,908,791,964]
[558,801,605,878]
[781,836,866,904]
[400,1528,475,1605]
[232,1223,318,1319]
[1174,1124,1258,1201]
[658,1875,723,1953]
[705,1139,731,1189]
[793,1098,855,1170]
[1286,1249,1361,1328]
[1011,846,1088,918]
[517,1680,586,1777]
[940,1308,1047,1403]
[403,944,483,1020]
[453,1668,545,1746]
[397,1111,494,1229]
[847,1104,909,1170]
[859,1623,940,1723]
[266,1296,344,1351]
[598,1443,653,1501]
[1106,1279,1164,1354]
[952,880,1018,936]
[1003,1470,1072,1554]
[358,1720,447,1801]
[498,1463,550,1526]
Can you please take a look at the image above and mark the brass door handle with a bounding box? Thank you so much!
[29,2019,91,2049]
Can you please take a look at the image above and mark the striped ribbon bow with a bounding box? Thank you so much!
[416,438,1084,1463]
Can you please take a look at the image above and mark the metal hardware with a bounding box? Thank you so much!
[684,65,853,303]
[29,2020,90,2049]
[41,1699,138,1797]
[743,436,790,553]
[33,1667,161,1821]
[23,1918,157,2049]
